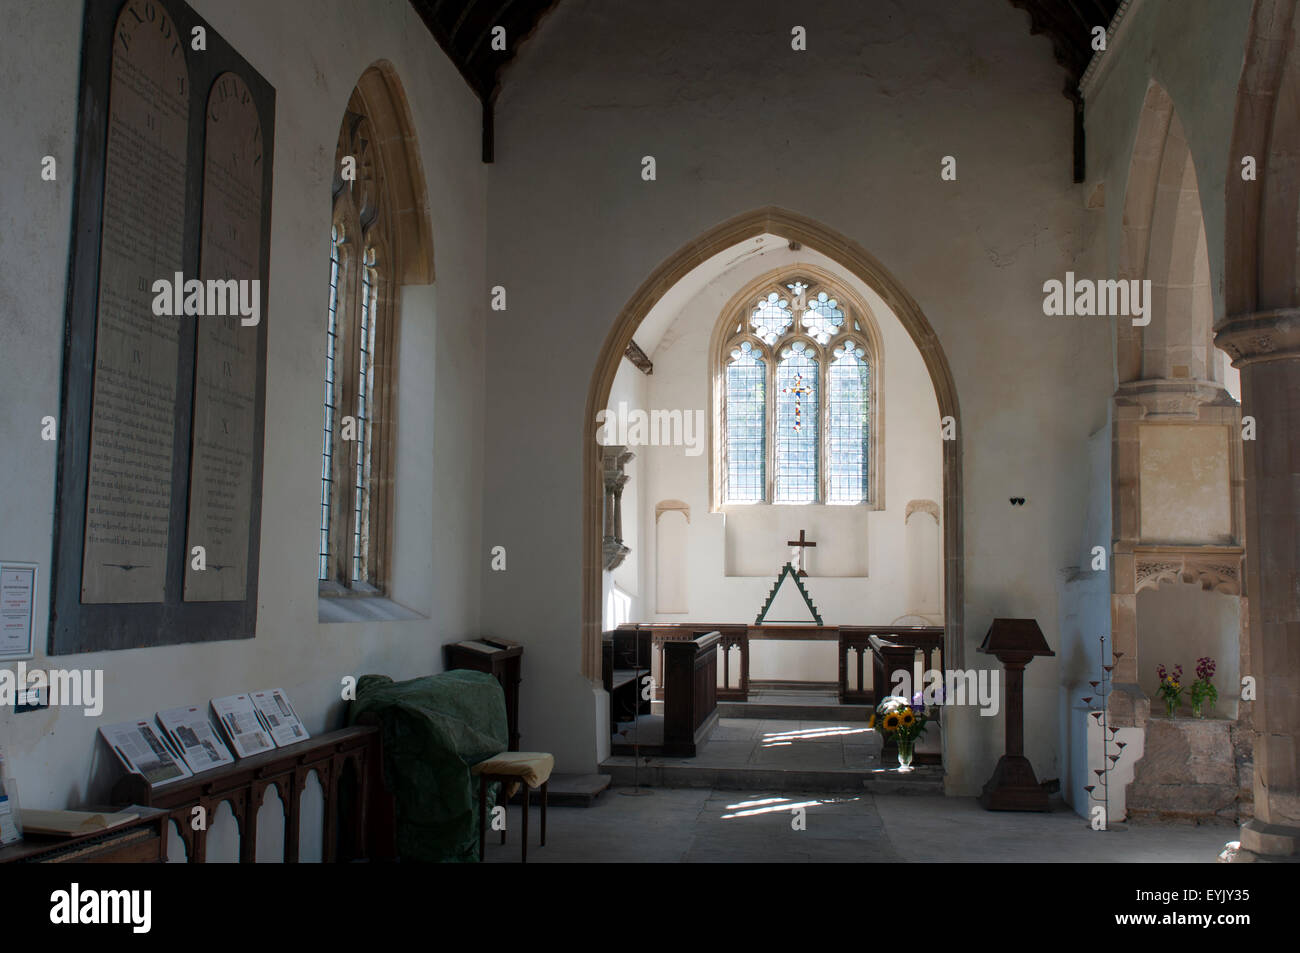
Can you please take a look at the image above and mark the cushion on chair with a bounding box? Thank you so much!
[471,752,554,788]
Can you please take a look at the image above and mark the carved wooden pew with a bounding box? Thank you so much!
[662,630,721,756]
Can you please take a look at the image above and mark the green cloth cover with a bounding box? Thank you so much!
[348,670,508,862]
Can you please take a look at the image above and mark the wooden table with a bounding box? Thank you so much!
[0,806,168,863]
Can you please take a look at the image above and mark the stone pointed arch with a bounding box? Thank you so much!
[580,207,963,680]
[350,61,435,285]
[1116,81,1219,387]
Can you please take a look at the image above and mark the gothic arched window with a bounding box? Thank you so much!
[318,65,433,593]
[714,273,881,507]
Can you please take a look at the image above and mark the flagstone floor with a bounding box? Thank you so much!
[483,787,1238,863]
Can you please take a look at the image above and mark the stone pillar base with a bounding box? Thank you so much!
[1239,818,1300,857]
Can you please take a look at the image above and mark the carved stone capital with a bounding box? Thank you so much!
[1113,378,1238,419]
[1215,309,1300,366]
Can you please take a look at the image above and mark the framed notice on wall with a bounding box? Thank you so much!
[0,563,37,661]
[50,0,275,654]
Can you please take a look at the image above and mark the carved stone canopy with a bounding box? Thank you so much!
[1134,546,1244,595]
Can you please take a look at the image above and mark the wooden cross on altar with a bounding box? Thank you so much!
[786,529,816,576]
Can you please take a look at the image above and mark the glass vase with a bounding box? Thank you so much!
[896,738,915,771]
[1164,697,1178,718]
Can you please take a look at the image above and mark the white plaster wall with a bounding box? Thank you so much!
[483,0,1119,789]
[0,0,487,813]
[1058,423,1114,812]
[637,247,943,682]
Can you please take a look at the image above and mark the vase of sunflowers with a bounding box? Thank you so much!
[870,695,928,771]
[1156,664,1183,718]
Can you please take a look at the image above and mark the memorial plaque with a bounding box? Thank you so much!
[81,0,189,603]
[52,0,274,654]
[185,73,263,602]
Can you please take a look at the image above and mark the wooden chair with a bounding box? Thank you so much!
[472,752,554,862]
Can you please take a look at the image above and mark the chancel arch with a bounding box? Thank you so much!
[582,206,963,703]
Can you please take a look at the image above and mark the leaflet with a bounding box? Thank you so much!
[250,688,309,748]
[211,694,275,758]
[100,720,192,787]
[157,705,235,773]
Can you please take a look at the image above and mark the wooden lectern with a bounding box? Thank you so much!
[977,618,1055,811]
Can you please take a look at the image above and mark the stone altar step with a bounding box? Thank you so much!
[599,757,944,795]
[719,699,873,721]
[544,773,612,807]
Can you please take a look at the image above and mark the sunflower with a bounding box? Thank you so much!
[868,713,876,729]
[899,709,916,728]
[882,712,902,732]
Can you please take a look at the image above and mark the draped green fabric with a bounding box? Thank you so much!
[348,670,507,862]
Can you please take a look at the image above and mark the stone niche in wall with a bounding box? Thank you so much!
[1138,424,1231,543]
[723,506,868,577]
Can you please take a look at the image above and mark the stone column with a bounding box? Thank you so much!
[1217,309,1300,857]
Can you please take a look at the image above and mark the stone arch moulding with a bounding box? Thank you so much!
[350,60,435,285]
[655,499,691,523]
[905,499,941,523]
[581,206,964,681]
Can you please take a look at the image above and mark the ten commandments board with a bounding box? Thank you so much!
[51,0,274,653]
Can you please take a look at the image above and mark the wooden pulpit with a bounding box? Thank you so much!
[977,618,1055,811]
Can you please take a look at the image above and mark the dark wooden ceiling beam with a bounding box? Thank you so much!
[1007,0,1121,183]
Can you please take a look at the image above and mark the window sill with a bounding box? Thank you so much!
[317,586,426,624]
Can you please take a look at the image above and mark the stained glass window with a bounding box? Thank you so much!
[320,226,343,580]
[827,340,870,504]
[750,292,793,345]
[725,342,765,503]
[352,247,377,582]
[775,341,819,502]
[719,279,874,507]
[801,291,844,344]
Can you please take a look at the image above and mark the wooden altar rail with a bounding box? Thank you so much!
[112,725,381,863]
[623,623,944,704]
[849,626,944,703]
[662,630,721,756]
